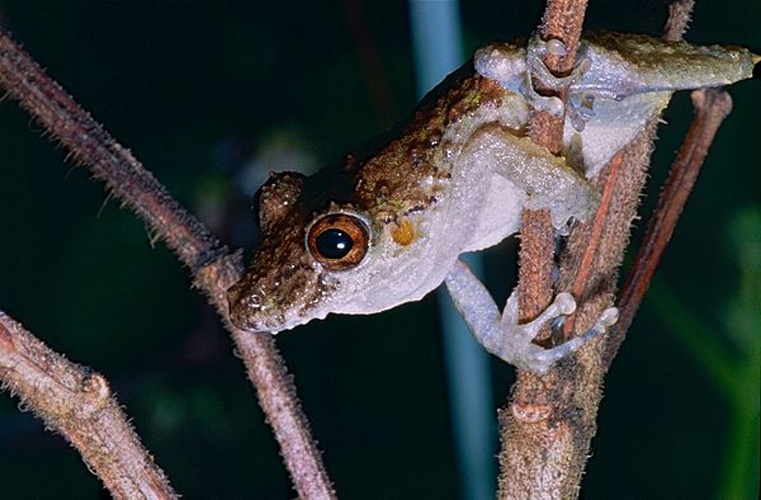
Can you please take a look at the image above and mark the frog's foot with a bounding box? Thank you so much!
[523,35,594,124]
[474,37,592,119]
[525,36,590,91]
[566,92,596,132]
[444,259,618,374]
[497,291,619,373]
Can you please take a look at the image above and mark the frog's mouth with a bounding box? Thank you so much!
[227,284,314,334]
[226,254,340,334]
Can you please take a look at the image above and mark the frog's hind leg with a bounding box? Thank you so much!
[444,259,618,373]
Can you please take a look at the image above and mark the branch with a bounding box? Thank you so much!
[519,0,588,325]
[500,1,717,498]
[610,88,733,360]
[0,27,334,498]
[500,0,590,497]
[0,311,176,499]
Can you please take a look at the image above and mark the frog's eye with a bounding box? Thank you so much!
[306,213,370,271]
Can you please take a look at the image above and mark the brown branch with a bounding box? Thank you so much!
[605,0,724,362]
[0,27,334,498]
[610,88,733,360]
[500,0,716,497]
[498,0,737,496]
[519,0,589,325]
[501,1,593,498]
[1,311,177,499]
[516,6,731,494]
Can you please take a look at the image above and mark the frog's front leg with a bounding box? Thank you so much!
[475,35,591,120]
[524,35,598,130]
[460,124,598,229]
[444,259,618,374]
[524,36,590,92]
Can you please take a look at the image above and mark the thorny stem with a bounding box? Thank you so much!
[610,88,733,361]
[0,28,334,499]
[519,0,588,326]
[0,312,177,499]
[502,1,727,499]
[663,0,695,42]
[605,0,713,357]
[502,1,592,499]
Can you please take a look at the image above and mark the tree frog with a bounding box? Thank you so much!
[227,33,757,373]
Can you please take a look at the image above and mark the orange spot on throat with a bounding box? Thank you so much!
[391,217,416,246]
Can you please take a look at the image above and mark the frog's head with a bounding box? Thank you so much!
[227,171,391,333]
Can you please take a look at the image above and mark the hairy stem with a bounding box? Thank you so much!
[0,27,333,499]
[502,1,592,499]
[499,0,720,498]
[610,88,733,359]
[1,312,177,499]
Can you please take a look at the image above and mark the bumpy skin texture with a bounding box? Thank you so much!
[227,65,596,333]
[476,32,757,177]
[227,32,757,352]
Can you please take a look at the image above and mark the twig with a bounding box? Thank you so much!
[609,88,733,360]
[519,0,589,325]
[500,0,717,498]
[501,1,593,498]
[663,0,695,42]
[605,0,721,356]
[0,311,177,499]
[0,27,334,499]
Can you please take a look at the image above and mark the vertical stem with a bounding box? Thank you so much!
[501,1,591,499]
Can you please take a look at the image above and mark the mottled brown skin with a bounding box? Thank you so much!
[227,173,334,331]
[226,31,758,367]
[353,70,507,224]
[227,65,512,332]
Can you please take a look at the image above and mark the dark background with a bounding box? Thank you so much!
[0,1,758,498]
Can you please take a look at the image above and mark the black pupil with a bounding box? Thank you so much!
[315,228,354,259]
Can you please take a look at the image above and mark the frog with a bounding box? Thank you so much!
[226,32,757,373]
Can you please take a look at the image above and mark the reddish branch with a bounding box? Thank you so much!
[0,28,333,499]
[503,1,593,498]
[611,88,733,359]
[519,0,588,326]
[501,0,729,498]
